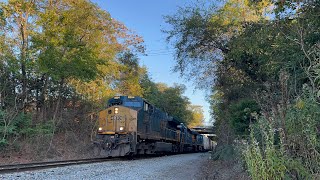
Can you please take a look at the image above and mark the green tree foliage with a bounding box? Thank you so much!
[116,51,146,96]
[0,110,54,150]
[0,0,145,153]
[229,99,259,136]
[1,0,38,109]
[140,75,203,126]
[0,0,145,110]
[166,0,320,178]
[0,0,204,156]
[70,51,146,103]
[156,84,193,124]
[188,105,204,128]
[34,0,119,81]
[164,0,270,89]
[140,73,160,104]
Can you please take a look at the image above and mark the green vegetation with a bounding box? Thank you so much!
[229,99,260,137]
[141,74,204,126]
[0,110,54,151]
[243,92,320,179]
[0,0,204,158]
[166,0,320,178]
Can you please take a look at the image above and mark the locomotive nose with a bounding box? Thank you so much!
[98,106,137,134]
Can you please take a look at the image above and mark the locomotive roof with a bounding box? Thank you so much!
[108,96,152,105]
[108,96,185,125]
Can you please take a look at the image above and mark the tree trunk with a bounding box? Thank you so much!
[20,25,27,112]
[41,74,48,122]
[53,78,64,121]
[17,4,30,113]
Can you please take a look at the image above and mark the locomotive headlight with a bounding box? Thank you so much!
[114,107,119,114]
[98,127,103,131]
[119,126,124,131]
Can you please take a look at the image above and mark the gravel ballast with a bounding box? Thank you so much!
[0,153,211,180]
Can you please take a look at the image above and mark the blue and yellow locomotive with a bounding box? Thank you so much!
[94,96,207,157]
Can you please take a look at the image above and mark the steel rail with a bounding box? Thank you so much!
[0,153,177,174]
[0,157,116,174]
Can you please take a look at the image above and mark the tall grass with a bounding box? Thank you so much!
[242,94,319,179]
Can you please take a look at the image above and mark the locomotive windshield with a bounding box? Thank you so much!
[108,99,122,107]
[107,96,143,108]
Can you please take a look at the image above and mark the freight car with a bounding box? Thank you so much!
[94,96,211,157]
[202,135,214,151]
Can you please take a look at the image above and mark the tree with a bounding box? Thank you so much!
[0,0,149,155]
[140,73,160,105]
[166,0,320,177]
[0,0,145,116]
[34,0,120,81]
[1,0,38,110]
[164,0,271,89]
[187,105,204,128]
[116,51,145,96]
[140,77,197,125]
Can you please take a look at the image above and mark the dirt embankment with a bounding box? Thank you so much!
[0,131,94,165]
[198,158,249,180]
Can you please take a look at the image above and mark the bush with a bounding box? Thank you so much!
[0,138,8,150]
[21,120,55,137]
[229,99,260,137]
[285,95,320,174]
[0,109,55,152]
[242,94,320,179]
[212,144,236,161]
[243,119,310,179]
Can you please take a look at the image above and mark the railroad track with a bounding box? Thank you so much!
[0,157,116,174]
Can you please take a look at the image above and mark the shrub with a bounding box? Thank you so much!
[285,95,320,175]
[229,99,260,137]
[0,138,8,150]
[0,109,55,152]
[242,94,320,179]
[243,119,301,179]
[212,144,236,161]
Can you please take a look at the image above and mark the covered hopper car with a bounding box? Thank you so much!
[94,96,212,157]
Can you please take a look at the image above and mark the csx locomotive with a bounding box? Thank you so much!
[94,96,212,157]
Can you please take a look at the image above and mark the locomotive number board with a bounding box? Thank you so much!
[111,115,122,120]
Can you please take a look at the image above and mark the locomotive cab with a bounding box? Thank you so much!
[95,96,142,157]
[98,96,141,134]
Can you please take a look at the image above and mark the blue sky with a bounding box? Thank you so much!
[92,0,212,125]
